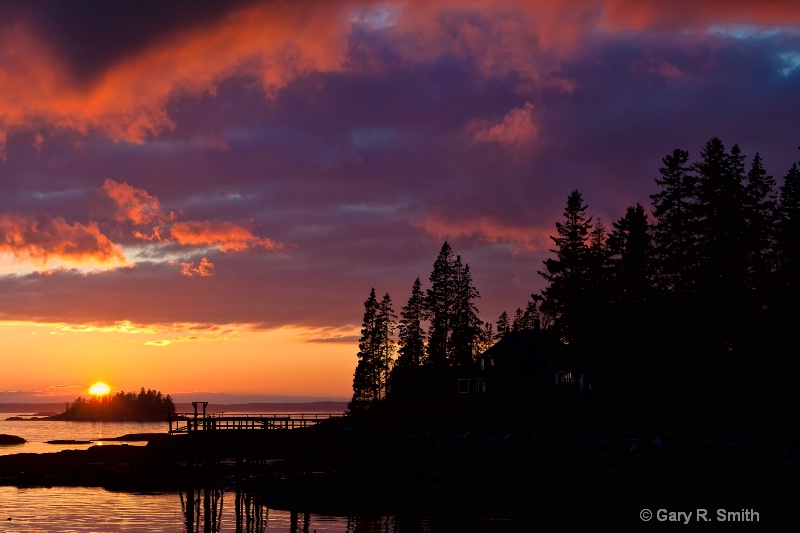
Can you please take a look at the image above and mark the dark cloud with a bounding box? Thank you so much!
[1,0,258,83]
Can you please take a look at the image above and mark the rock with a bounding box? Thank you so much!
[0,434,26,445]
[106,433,170,442]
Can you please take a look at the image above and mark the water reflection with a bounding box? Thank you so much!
[235,487,268,532]
[179,486,313,533]
[176,487,516,533]
[177,485,416,533]
[289,510,311,533]
[180,487,223,533]
[0,485,522,532]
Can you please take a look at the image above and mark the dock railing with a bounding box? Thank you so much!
[167,411,345,434]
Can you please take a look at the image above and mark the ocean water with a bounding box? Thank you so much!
[0,418,364,532]
[0,415,165,455]
[0,416,524,532]
[0,486,361,532]
[0,486,524,533]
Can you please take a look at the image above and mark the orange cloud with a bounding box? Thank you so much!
[170,220,282,253]
[0,2,351,147]
[98,179,285,261]
[0,212,129,269]
[472,102,537,146]
[417,214,552,253]
[102,178,174,226]
[3,0,796,153]
[601,0,800,31]
[179,257,216,278]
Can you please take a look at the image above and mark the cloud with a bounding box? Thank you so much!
[305,335,361,343]
[2,0,799,336]
[170,220,284,253]
[99,178,286,260]
[472,102,538,146]
[2,0,796,155]
[599,0,800,31]
[417,214,552,253]
[0,178,287,277]
[0,212,129,270]
[298,325,362,344]
[634,58,692,81]
[179,257,216,278]
[101,178,174,227]
[144,334,228,346]
[0,2,351,148]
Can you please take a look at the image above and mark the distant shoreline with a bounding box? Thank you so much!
[0,401,349,414]
[0,403,68,414]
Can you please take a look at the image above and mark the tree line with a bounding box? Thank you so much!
[349,243,485,412]
[350,137,800,413]
[537,139,799,359]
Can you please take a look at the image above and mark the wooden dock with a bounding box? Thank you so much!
[167,402,344,434]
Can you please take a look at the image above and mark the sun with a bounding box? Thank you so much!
[88,381,111,397]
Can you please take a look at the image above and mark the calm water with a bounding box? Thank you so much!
[0,416,524,532]
[0,486,362,532]
[0,486,523,532]
[0,415,165,455]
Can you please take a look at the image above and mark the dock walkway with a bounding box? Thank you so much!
[167,401,343,434]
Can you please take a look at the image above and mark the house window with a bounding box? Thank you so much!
[555,371,576,387]
[458,378,485,393]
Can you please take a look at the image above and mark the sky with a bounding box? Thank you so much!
[1,0,799,403]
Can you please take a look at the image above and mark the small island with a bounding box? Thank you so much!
[48,388,175,422]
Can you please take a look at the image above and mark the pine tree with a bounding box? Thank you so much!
[450,258,481,366]
[394,278,426,369]
[608,203,654,309]
[586,218,612,305]
[742,152,777,294]
[349,288,393,412]
[694,139,748,300]
[375,292,397,399]
[694,140,754,352]
[538,189,593,341]
[495,311,511,340]
[425,242,457,367]
[510,296,542,332]
[650,148,699,295]
[422,242,482,368]
[511,308,524,331]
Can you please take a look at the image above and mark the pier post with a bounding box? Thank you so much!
[191,401,209,432]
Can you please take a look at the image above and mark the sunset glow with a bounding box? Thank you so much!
[88,382,110,397]
[1,1,798,404]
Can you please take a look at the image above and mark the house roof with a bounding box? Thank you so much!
[480,329,566,361]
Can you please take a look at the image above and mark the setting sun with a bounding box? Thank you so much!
[88,381,111,397]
